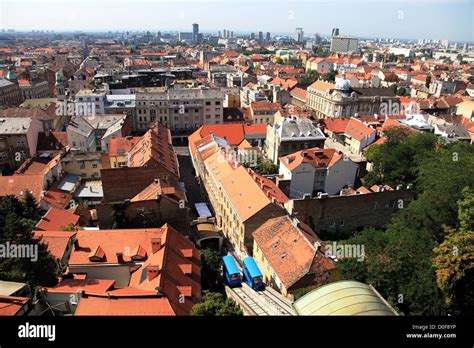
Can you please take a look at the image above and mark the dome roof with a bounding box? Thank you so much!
[55,71,63,86]
[55,71,63,82]
[335,76,351,91]
[293,280,398,316]
[6,66,17,81]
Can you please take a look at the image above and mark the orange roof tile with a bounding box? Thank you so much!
[0,174,45,202]
[34,230,76,260]
[220,166,279,221]
[128,123,179,178]
[344,118,375,141]
[308,80,335,91]
[279,147,343,171]
[252,216,335,289]
[35,207,80,231]
[75,296,175,316]
[0,296,30,316]
[290,87,307,101]
[109,136,141,157]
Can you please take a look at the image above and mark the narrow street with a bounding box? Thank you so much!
[175,146,206,221]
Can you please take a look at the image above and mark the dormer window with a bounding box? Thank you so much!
[131,244,147,261]
[88,245,105,262]
[181,249,193,258]
[179,264,193,276]
[177,286,192,298]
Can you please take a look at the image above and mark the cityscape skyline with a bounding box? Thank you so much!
[0,0,472,42]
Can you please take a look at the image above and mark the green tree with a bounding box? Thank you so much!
[110,201,129,229]
[339,140,474,315]
[432,187,474,314]
[245,156,279,175]
[191,291,243,316]
[363,129,438,187]
[425,75,432,88]
[321,70,337,82]
[0,195,58,290]
[200,248,222,291]
[301,70,320,85]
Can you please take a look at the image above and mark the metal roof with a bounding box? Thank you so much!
[243,257,263,278]
[57,173,81,192]
[222,255,240,276]
[293,280,398,316]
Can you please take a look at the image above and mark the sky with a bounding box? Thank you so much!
[0,0,472,42]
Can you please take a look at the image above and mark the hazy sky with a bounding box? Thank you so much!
[0,0,472,41]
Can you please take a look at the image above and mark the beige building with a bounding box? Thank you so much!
[456,101,474,121]
[0,78,22,106]
[18,80,50,100]
[136,87,224,132]
[61,152,103,179]
[0,117,43,171]
[306,77,398,119]
[266,116,326,164]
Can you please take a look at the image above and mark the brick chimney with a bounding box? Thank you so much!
[147,266,160,281]
[151,238,162,254]
[116,252,124,263]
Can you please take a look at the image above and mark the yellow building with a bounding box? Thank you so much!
[108,136,140,168]
[189,132,287,256]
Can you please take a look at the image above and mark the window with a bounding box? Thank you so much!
[92,164,98,168]
[215,101,221,105]
[205,101,211,105]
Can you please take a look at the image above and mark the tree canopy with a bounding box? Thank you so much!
[338,135,474,315]
[200,248,222,291]
[191,291,243,316]
[0,194,58,290]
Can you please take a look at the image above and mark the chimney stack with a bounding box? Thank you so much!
[151,238,162,254]
[72,237,80,251]
[116,252,124,263]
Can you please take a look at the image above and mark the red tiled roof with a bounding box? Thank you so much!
[324,118,350,133]
[308,80,335,91]
[109,136,141,157]
[34,230,76,260]
[198,124,245,146]
[128,123,179,178]
[41,179,73,210]
[0,175,44,202]
[252,216,335,289]
[280,147,343,171]
[250,101,281,111]
[344,118,375,141]
[290,87,307,102]
[0,296,30,316]
[35,207,80,231]
[46,278,115,294]
[67,224,200,315]
[243,123,268,135]
[75,296,175,316]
